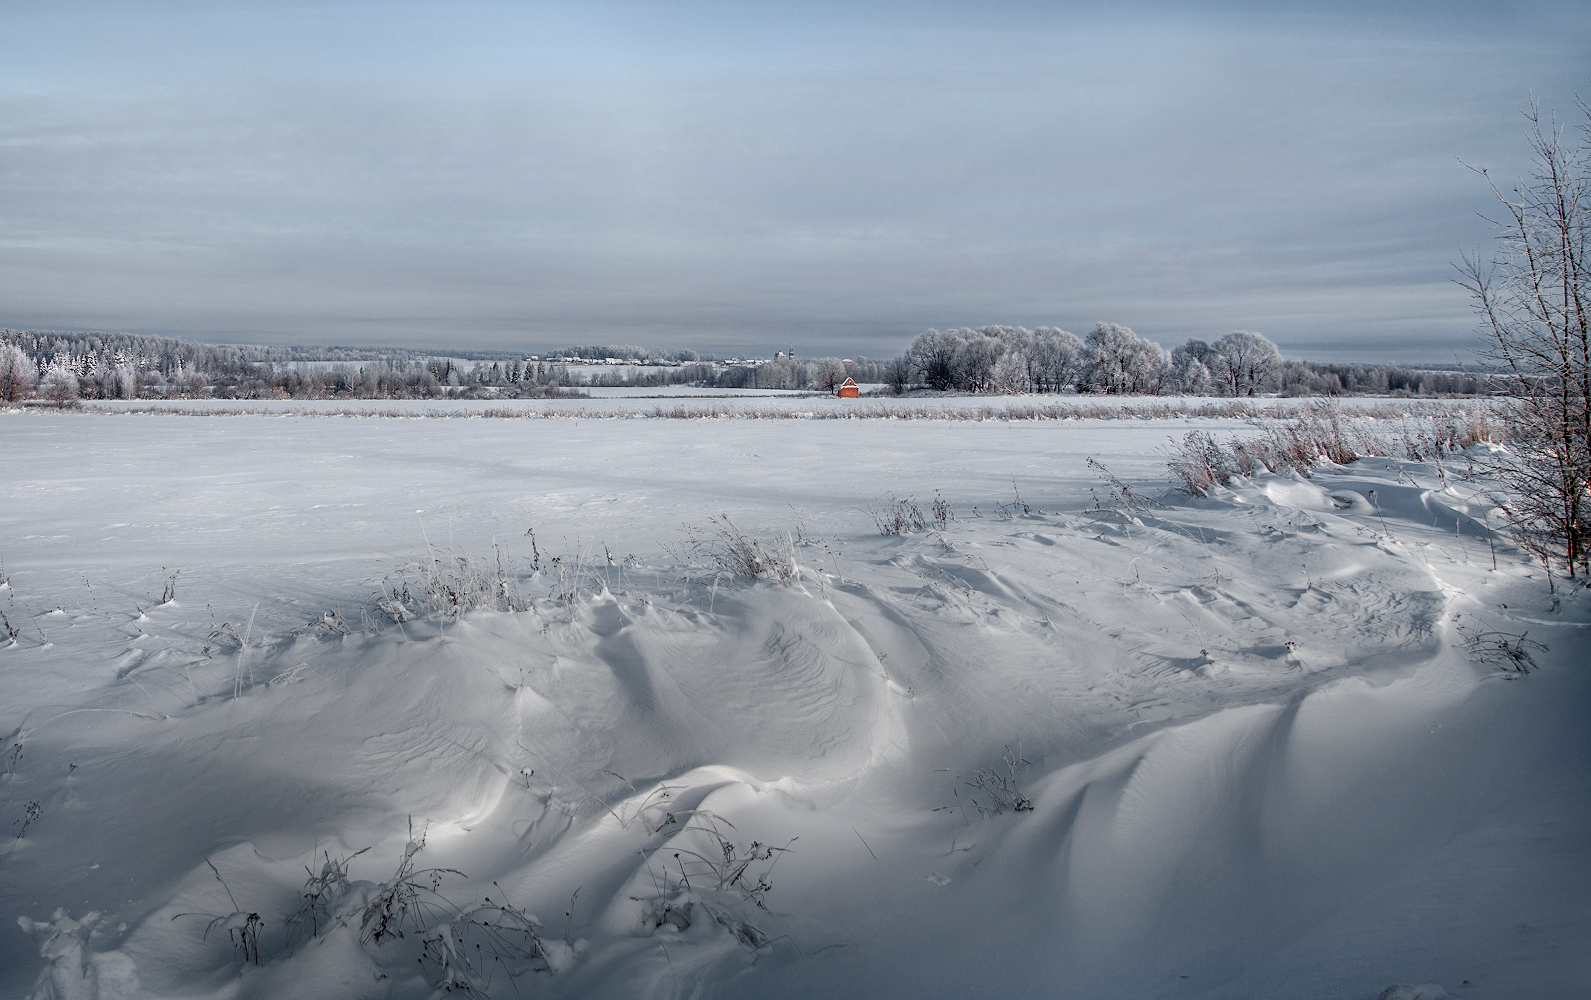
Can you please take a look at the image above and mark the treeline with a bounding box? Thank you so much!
[895,325,1489,397]
[711,357,893,391]
[0,325,1492,403]
[0,329,581,401]
[0,327,889,399]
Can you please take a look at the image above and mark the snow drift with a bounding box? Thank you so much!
[0,409,1585,999]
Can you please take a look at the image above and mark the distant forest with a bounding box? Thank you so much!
[0,326,1491,402]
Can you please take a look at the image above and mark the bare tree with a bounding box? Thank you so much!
[1458,97,1590,576]
[909,330,961,391]
[884,356,912,395]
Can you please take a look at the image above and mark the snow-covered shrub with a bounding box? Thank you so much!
[171,860,266,968]
[1085,458,1159,516]
[40,367,79,407]
[285,848,367,947]
[188,823,574,994]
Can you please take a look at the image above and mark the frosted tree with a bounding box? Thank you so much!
[811,357,848,394]
[1174,356,1213,394]
[1212,331,1282,396]
[1030,327,1084,392]
[1081,323,1168,394]
[1170,338,1212,369]
[991,350,1030,394]
[1209,327,1285,394]
[952,332,1003,392]
[115,363,138,399]
[0,343,36,401]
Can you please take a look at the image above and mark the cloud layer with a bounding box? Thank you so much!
[2,2,1587,359]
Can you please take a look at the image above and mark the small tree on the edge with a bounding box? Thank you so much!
[1458,96,1590,577]
[0,344,35,402]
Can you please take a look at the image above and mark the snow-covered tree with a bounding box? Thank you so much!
[1212,331,1282,396]
[115,363,137,399]
[1030,327,1084,391]
[952,332,1003,392]
[991,351,1030,394]
[811,357,848,394]
[0,343,36,401]
[1081,323,1168,394]
[1170,338,1213,369]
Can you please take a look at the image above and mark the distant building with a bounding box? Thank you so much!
[838,377,859,398]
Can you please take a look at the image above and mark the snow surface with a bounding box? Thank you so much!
[0,404,1586,999]
[80,390,1460,415]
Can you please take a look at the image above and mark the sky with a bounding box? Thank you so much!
[1,1,1588,361]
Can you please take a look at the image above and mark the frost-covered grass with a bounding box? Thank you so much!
[1166,405,1504,495]
[54,393,1495,423]
[0,406,1586,999]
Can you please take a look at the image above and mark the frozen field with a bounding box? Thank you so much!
[1,403,1586,1000]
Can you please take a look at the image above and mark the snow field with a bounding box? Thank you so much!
[0,406,1586,999]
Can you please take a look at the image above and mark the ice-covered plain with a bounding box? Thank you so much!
[1,401,1586,999]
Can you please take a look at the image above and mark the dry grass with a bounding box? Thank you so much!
[73,398,1491,422]
[681,515,801,585]
[1166,402,1505,496]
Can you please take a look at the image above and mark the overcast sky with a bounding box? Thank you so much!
[2,1,1587,360]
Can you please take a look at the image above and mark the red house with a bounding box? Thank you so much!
[837,377,859,398]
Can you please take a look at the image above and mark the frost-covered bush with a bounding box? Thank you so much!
[40,368,79,407]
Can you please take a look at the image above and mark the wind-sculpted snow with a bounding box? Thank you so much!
[0,411,1586,999]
